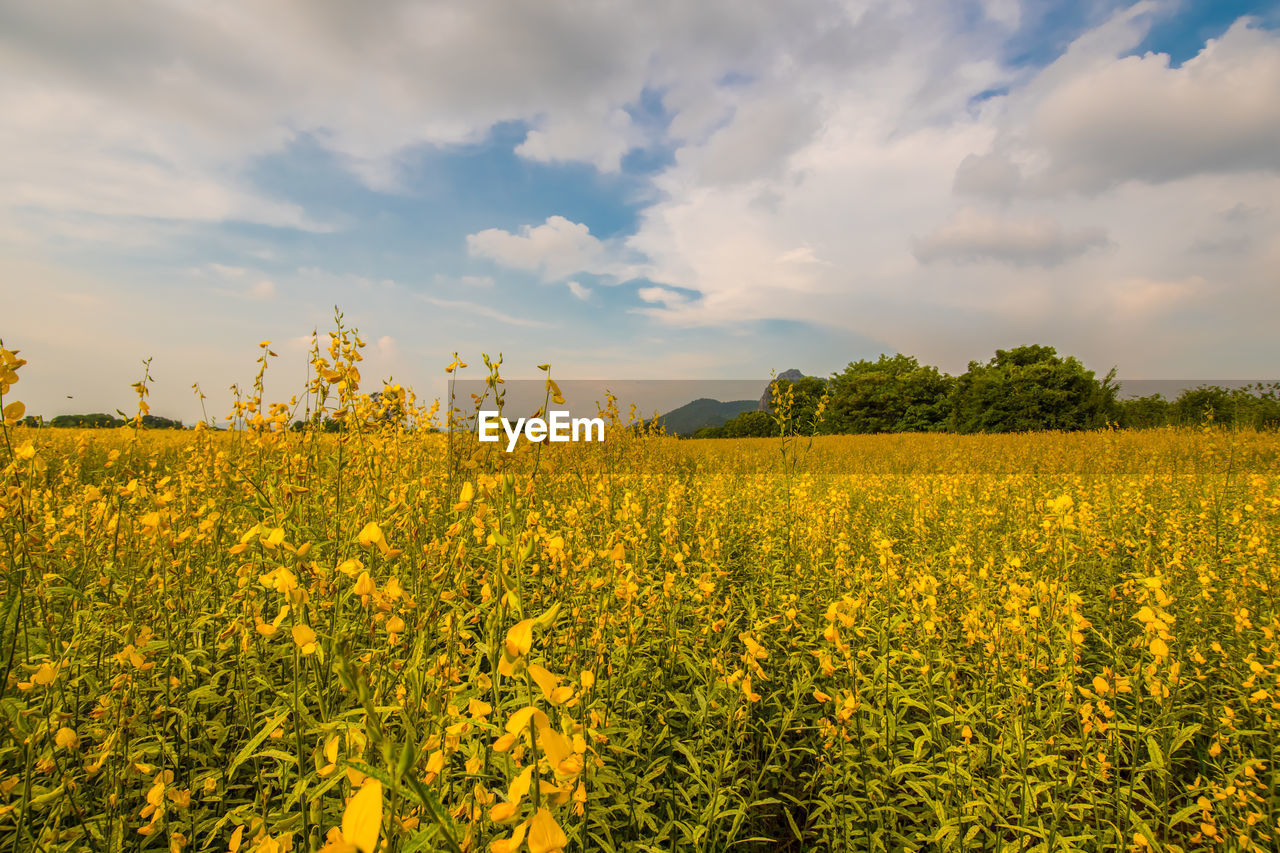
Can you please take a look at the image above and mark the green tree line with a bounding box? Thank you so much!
[23,413,186,429]
[693,345,1280,437]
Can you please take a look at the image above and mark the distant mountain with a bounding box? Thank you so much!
[758,369,807,411]
[654,397,759,436]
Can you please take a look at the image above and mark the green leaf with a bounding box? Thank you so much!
[1169,723,1201,757]
[226,707,291,779]
[1170,802,1202,827]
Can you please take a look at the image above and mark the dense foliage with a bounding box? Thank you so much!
[2,334,1279,852]
[38,413,186,430]
[826,354,953,434]
[1117,385,1280,430]
[703,347,1277,438]
[948,346,1118,434]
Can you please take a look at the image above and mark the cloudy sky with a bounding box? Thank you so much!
[3,0,1279,421]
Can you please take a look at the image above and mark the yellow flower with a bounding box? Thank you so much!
[356,521,384,548]
[259,567,299,597]
[319,735,340,777]
[32,661,58,686]
[55,727,80,749]
[490,765,534,823]
[355,521,397,556]
[528,664,574,705]
[454,481,475,512]
[505,619,535,659]
[257,605,290,637]
[353,572,376,597]
[500,618,536,676]
[292,624,318,655]
[740,632,768,660]
[489,820,527,853]
[320,778,382,853]
[424,750,446,779]
[505,706,550,736]
[527,808,568,853]
[1046,494,1074,514]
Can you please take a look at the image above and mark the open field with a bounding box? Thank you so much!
[2,415,1279,852]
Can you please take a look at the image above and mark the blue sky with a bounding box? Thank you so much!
[3,0,1279,421]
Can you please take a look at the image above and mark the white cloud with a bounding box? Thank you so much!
[515,108,640,172]
[637,286,688,308]
[592,4,1280,377]
[953,151,1023,198]
[566,280,591,300]
[0,74,325,232]
[777,246,826,265]
[964,16,1280,196]
[466,215,641,282]
[0,0,874,236]
[912,207,1110,266]
[675,93,821,186]
[5,0,1280,386]
[981,0,1021,30]
[248,279,276,300]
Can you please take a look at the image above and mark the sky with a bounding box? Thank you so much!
[3,0,1279,422]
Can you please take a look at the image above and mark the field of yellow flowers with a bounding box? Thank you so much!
[2,333,1279,852]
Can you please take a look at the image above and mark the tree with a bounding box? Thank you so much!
[1248,383,1280,428]
[766,375,830,435]
[1118,394,1170,429]
[1171,384,1280,428]
[721,410,775,438]
[49,413,125,428]
[139,414,184,429]
[949,345,1119,433]
[826,354,952,433]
